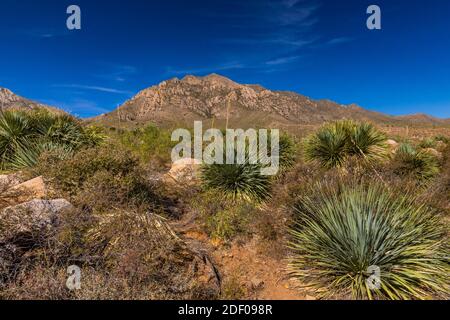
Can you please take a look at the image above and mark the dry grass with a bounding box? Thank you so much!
[1,208,219,300]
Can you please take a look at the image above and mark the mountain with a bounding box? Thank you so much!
[84,74,449,128]
[0,87,58,112]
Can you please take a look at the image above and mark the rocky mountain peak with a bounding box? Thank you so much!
[90,75,450,127]
[0,87,58,112]
[0,87,18,103]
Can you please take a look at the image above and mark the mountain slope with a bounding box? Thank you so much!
[0,87,58,112]
[93,74,449,127]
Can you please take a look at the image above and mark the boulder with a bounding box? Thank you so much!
[0,199,73,242]
[250,277,265,290]
[0,173,22,190]
[386,139,399,153]
[164,158,202,186]
[9,176,47,202]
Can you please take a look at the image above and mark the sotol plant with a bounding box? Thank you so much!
[393,143,439,181]
[0,109,104,169]
[201,162,271,203]
[289,182,449,300]
[304,120,387,169]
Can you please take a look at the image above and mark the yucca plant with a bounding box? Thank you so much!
[393,143,439,181]
[0,110,35,168]
[346,121,387,161]
[304,120,387,169]
[0,109,105,170]
[419,138,437,149]
[434,135,449,144]
[277,133,296,172]
[83,125,108,147]
[201,162,271,203]
[43,115,85,148]
[7,141,73,170]
[289,182,449,300]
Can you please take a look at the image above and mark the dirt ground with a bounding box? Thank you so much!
[177,226,313,300]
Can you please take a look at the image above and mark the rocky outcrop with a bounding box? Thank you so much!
[164,158,202,186]
[0,87,57,111]
[0,199,73,242]
[9,176,47,203]
[386,139,400,153]
[0,173,22,189]
[1,176,48,209]
[95,74,450,127]
[0,197,73,284]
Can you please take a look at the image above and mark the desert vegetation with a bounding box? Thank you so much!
[0,109,104,170]
[0,110,449,300]
[289,182,448,300]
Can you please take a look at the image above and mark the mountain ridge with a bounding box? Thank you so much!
[94,74,450,127]
[0,87,59,113]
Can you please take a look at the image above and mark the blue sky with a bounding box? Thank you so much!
[0,0,449,118]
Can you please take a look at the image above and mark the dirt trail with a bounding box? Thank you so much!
[173,217,312,300]
[211,238,310,300]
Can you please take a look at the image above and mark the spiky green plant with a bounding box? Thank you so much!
[0,110,105,169]
[304,120,387,169]
[393,143,439,181]
[0,110,34,167]
[7,141,73,170]
[289,182,449,300]
[277,134,296,172]
[434,135,449,144]
[83,125,108,147]
[419,138,437,149]
[346,121,387,161]
[304,121,349,169]
[201,162,271,203]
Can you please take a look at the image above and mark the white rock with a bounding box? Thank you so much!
[164,158,202,185]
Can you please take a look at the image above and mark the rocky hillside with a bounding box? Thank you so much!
[0,87,58,112]
[94,74,450,128]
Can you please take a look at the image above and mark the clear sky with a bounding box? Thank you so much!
[0,0,449,118]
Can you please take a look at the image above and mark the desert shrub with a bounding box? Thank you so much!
[0,110,33,167]
[276,133,297,173]
[419,138,437,149]
[73,170,158,212]
[220,275,248,300]
[1,209,218,300]
[304,120,387,169]
[82,125,108,147]
[7,141,74,170]
[34,144,161,211]
[77,209,217,299]
[35,145,137,194]
[417,144,450,215]
[392,143,440,181]
[191,191,256,241]
[0,109,104,169]
[434,135,449,144]
[289,182,449,300]
[205,204,255,241]
[201,162,271,203]
[119,124,174,169]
